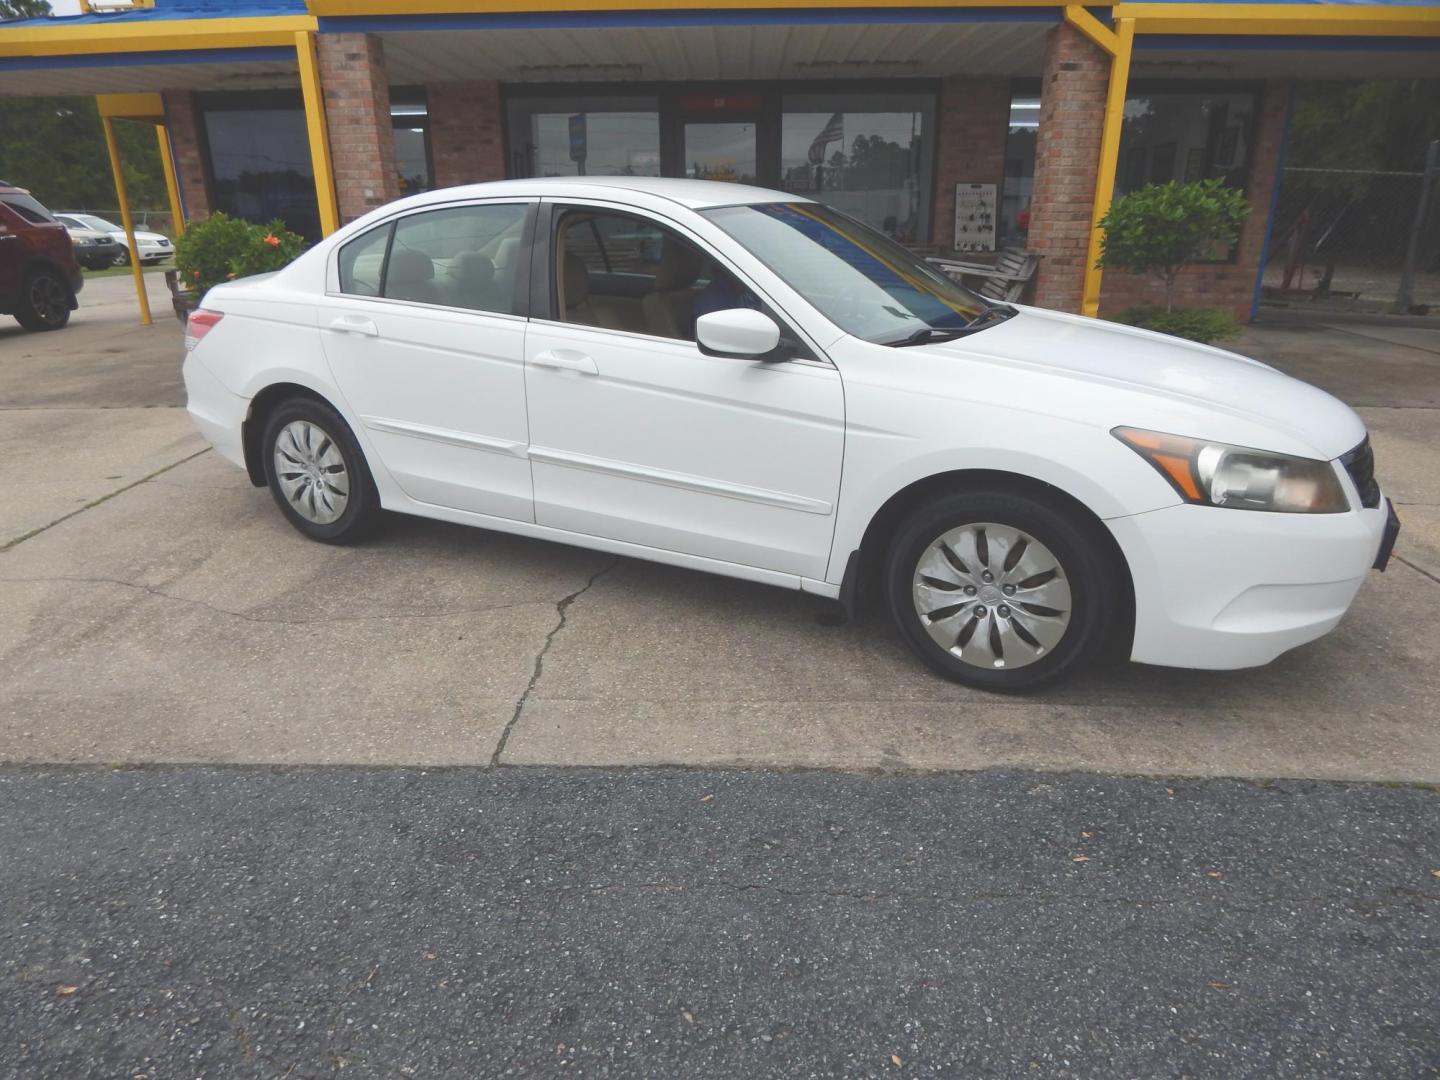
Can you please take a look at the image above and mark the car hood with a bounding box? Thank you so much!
[924,305,1365,460]
[66,228,112,241]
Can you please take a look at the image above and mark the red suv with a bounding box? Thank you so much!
[0,183,83,332]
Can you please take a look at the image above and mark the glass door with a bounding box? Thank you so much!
[682,120,759,184]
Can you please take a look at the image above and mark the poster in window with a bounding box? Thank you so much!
[953,183,996,252]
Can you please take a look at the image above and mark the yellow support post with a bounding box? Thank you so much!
[155,123,185,239]
[100,113,152,326]
[295,30,340,237]
[1080,17,1134,319]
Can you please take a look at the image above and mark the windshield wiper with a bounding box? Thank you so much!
[887,326,968,348]
[883,305,1018,348]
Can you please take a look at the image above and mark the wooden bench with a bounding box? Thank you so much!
[926,247,1038,303]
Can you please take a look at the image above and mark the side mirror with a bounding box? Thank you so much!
[695,308,784,360]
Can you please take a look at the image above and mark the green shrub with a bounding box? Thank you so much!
[174,212,305,299]
[1109,306,1240,345]
[1097,180,1250,312]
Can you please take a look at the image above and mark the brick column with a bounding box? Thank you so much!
[1097,80,1292,321]
[1026,22,1110,313]
[316,32,399,222]
[427,81,506,188]
[161,89,212,222]
[930,76,1011,251]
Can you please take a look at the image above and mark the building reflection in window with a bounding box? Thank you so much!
[780,94,932,243]
[391,88,432,195]
[201,97,319,242]
[1118,90,1256,196]
[509,97,661,178]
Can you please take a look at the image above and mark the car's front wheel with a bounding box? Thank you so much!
[13,268,72,331]
[885,488,1119,691]
[262,398,380,544]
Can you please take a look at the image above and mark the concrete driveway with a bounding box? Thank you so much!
[2,277,1438,781]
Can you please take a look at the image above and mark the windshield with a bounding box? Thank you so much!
[701,202,991,344]
[75,215,120,232]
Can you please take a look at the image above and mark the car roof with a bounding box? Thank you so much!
[394,176,810,213]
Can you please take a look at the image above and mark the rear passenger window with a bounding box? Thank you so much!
[384,203,527,314]
[338,224,390,296]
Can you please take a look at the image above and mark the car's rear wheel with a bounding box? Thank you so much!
[885,488,1118,691]
[262,398,380,544]
[13,268,72,331]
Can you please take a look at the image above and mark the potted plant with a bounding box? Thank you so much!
[169,213,305,323]
[1096,178,1250,343]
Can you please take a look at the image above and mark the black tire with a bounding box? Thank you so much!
[261,397,380,544]
[112,250,131,267]
[884,487,1118,692]
[13,268,72,331]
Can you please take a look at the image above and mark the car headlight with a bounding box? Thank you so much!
[1114,427,1348,514]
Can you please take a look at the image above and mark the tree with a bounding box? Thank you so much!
[0,97,166,214]
[0,0,52,20]
[1097,179,1250,312]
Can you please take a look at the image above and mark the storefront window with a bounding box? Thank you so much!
[199,92,318,242]
[1117,88,1257,196]
[779,94,933,243]
[1000,90,1038,246]
[391,88,431,195]
[507,96,661,178]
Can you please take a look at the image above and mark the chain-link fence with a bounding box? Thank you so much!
[1262,146,1439,313]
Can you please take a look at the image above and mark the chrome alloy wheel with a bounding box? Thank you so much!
[273,420,349,525]
[912,522,1072,670]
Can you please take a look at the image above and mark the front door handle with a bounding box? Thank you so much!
[532,349,598,375]
[327,315,379,337]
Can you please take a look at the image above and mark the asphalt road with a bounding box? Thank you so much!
[3,766,1437,1078]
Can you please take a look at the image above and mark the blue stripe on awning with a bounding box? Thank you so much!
[318,7,1064,32]
[1136,33,1440,50]
[0,46,294,72]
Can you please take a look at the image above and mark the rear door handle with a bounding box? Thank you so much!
[327,315,379,337]
[531,349,598,375]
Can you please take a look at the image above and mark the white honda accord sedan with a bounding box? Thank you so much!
[183,177,1398,690]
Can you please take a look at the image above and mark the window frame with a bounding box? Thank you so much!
[528,197,824,364]
[327,198,538,320]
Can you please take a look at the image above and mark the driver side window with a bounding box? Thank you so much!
[554,208,758,342]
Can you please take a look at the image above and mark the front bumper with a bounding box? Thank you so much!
[1109,497,1391,670]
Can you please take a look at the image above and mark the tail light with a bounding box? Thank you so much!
[184,309,223,351]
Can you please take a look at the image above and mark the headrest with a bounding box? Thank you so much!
[563,256,589,307]
[387,246,434,284]
[452,251,495,286]
[654,240,705,290]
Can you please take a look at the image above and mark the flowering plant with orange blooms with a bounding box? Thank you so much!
[174,212,305,298]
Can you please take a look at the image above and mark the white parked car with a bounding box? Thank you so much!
[182,178,1398,690]
[55,213,172,265]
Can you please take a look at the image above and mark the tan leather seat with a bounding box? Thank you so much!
[642,240,706,339]
[561,254,600,326]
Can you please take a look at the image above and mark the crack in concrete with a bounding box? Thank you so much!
[0,573,561,625]
[1394,554,1440,588]
[492,559,618,768]
[0,448,211,553]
